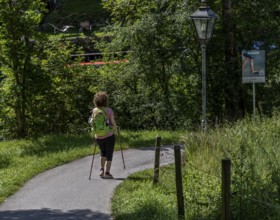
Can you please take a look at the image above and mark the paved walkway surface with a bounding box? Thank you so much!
[0,146,174,220]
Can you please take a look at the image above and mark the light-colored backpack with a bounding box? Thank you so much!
[90,108,112,136]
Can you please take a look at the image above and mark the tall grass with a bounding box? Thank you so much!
[0,130,183,204]
[112,114,280,220]
[182,114,280,219]
[184,114,280,219]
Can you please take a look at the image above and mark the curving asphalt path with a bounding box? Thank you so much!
[0,146,175,220]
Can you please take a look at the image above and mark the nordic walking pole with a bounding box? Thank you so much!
[89,140,97,180]
[117,127,126,169]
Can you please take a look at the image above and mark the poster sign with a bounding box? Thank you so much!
[242,50,265,83]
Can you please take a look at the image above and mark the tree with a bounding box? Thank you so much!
[102,0,156,24]
[0,0,47,138]
[220,0,280,119]
[0,0,98,139]
[38,41,96,135]
[101,0,280,128]
[99,0,202,129]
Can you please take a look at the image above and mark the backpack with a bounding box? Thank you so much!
[91,108,112,136]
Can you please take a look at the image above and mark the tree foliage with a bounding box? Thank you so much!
[1,0,280,138]
[0,0,47,138]
[0,1,96,139]
[98,0,203,130]
[102,0,156,24]
[99,0,280,129]
[30,41,95,136]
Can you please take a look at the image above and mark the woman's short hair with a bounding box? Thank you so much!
[93,92,108,107]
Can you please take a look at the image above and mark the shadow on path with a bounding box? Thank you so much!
[0,208,111,220]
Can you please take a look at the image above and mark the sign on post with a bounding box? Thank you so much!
[242,50,265,84]
[242,50,265,116]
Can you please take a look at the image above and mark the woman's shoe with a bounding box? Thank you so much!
[103,172,113,179]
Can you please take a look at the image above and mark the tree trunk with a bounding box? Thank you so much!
[222,0,245,120]
[15,70,27,138]
[16,106,26,138]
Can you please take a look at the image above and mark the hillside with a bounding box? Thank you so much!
[44,0,108,32]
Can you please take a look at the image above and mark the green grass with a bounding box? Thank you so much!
[0,130,184,204]
[111,169,178,220]
[111,114,280,220]
[119,130,184,150]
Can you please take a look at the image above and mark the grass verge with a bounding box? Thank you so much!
[111,169,178,220]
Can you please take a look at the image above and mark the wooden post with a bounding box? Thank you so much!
[153,136,161,185]
[174,145,185,219]
[222,158,231,220]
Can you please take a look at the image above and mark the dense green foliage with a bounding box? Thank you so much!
[112,114,280,219]
[0,130,183,204]
[100,0,280,125]
[0,0,47,138]
[99,0,201,130]
[0,1,96,139]
[1,0,280,139]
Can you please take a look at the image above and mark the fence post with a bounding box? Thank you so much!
[221,158,231,220]
[174,145,185,219]
[153,136,161,185]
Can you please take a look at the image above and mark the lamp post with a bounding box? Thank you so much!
[190,0,218,132]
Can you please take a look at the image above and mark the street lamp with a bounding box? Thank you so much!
[190,0,218,132]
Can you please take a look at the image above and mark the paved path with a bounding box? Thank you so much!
[0,146,174,220]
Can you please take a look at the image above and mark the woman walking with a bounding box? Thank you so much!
[91,92,117,179]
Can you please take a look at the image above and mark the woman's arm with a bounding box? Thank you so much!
[109,113,118,134]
